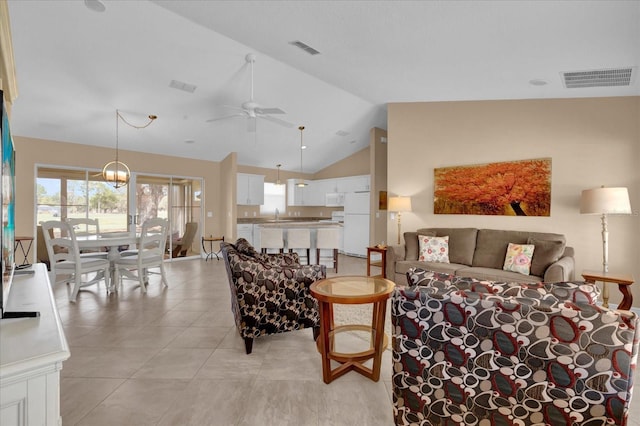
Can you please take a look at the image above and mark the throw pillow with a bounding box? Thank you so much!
[503,243,535,275]
[418,235,450,263]
[235,238,258,257]
[527,237,565,277]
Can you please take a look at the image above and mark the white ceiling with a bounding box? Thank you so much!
[7,1,639,173]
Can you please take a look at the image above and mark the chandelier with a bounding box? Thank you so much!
[102,109,156,188]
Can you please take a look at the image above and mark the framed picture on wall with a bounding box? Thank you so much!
[379,191,387,210]
[434,158,552,216]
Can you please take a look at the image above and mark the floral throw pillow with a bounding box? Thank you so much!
[503,243,535,275]
[418,235,450,263]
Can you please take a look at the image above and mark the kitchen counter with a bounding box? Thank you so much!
[237,217,330,224]
[256,221,342,228]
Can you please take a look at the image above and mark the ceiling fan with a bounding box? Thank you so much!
[206,53,293,132]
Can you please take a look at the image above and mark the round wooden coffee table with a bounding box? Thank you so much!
[310,275,395,384]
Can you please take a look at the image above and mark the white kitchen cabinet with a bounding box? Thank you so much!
[237,173,265,205]
[236,224,254,245]
[303,180,326,206]
[287,178,309,206]
[337,175,370,193]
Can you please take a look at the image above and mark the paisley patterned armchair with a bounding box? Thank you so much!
[221,239,325,354]
[392,268,640,425]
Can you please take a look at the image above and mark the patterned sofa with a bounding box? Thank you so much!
[392,268,640,425]
[221,238,326,354]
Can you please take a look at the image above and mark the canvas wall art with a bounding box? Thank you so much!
[434,158,551,216]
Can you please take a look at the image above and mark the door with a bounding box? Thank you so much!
[129,173,202,258]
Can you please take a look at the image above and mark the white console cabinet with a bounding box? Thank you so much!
[0,264,70,426]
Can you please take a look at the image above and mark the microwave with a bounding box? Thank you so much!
[325,192,345,207]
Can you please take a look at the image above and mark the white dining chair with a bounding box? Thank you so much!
[286,228,311,265]
[65,217,108,259]
[113,217,169,293]
[41,220,111,302]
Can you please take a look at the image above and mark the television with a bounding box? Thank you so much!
[1,89,16,318]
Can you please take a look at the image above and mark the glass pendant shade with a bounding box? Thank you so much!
[102,160,130,188]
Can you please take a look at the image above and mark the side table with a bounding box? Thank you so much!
[582,270,634,310]
[202,236,224,261]
[310,275,395,384]
[14,236,34,268]
[366,246,387,278]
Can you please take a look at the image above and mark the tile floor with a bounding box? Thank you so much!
[56,254,640,425]
[57,254,393,426]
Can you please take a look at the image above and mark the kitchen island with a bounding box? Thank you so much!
[237,219,343,265]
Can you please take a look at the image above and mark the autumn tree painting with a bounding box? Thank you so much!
[434,158,551,216]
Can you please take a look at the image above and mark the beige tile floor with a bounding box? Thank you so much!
[56,254,640,425]
[57,254,394,426]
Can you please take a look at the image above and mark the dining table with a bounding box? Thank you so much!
[75,233,140,289]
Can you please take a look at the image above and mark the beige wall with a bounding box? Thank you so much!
[14,136,224,261]
[370,127,387,245]
[312,147,370,180]
[388,97,640,307]
[220,152,237,240]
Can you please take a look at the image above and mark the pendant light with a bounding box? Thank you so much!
[102,109,156,188]
[275,164,284,185]
[296,126,307,187]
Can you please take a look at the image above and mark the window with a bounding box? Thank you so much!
[260,183,286,215]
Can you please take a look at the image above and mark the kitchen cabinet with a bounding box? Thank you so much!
[237,224,254,245]
[337,175,370,193]
[287,178,309,206]
[304,180,326,206]
[237,173,265,205]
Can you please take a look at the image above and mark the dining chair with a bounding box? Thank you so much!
[41,220,111,302]
[65,217,108,258]
[113,217,169,293]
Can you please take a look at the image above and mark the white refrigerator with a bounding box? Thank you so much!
[343,192,370,257]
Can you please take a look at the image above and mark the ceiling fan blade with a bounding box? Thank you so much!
[206,113,246,123]
[247,117,257,133]
[260,115,295,128]
[255,107,285,115]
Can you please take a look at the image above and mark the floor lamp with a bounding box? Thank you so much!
[389,196,412,245]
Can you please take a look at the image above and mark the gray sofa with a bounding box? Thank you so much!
[386,227,575,285]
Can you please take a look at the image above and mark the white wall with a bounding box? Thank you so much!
[388,97,640,306]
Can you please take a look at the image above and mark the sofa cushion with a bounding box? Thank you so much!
[396,260,466,276]
[456,266,542,283]
[503,242,535,275]
[416,227,477,265]
[528,237,566,277]
[472,229,530,269]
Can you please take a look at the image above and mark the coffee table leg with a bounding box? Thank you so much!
[371,300,387,382]
[319,301,333,384]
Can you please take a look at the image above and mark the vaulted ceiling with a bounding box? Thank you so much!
[7,1,639,173]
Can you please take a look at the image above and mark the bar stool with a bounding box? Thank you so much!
[260,228,284,254]
[316,228,340,272]
[286,229,311,265]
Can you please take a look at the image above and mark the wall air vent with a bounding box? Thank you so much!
[561,67,635,88]
[289,40,321,55]
[169,79,197,93]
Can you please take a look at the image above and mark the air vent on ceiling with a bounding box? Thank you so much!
[289,40,321,55]
[561,67,635,88]
[169,79,197,93]
[335,130,350,137]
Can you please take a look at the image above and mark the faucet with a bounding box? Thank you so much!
[275,208,279,221]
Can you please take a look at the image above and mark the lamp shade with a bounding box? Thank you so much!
[580,187,632,215]
[389,196,412,212]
